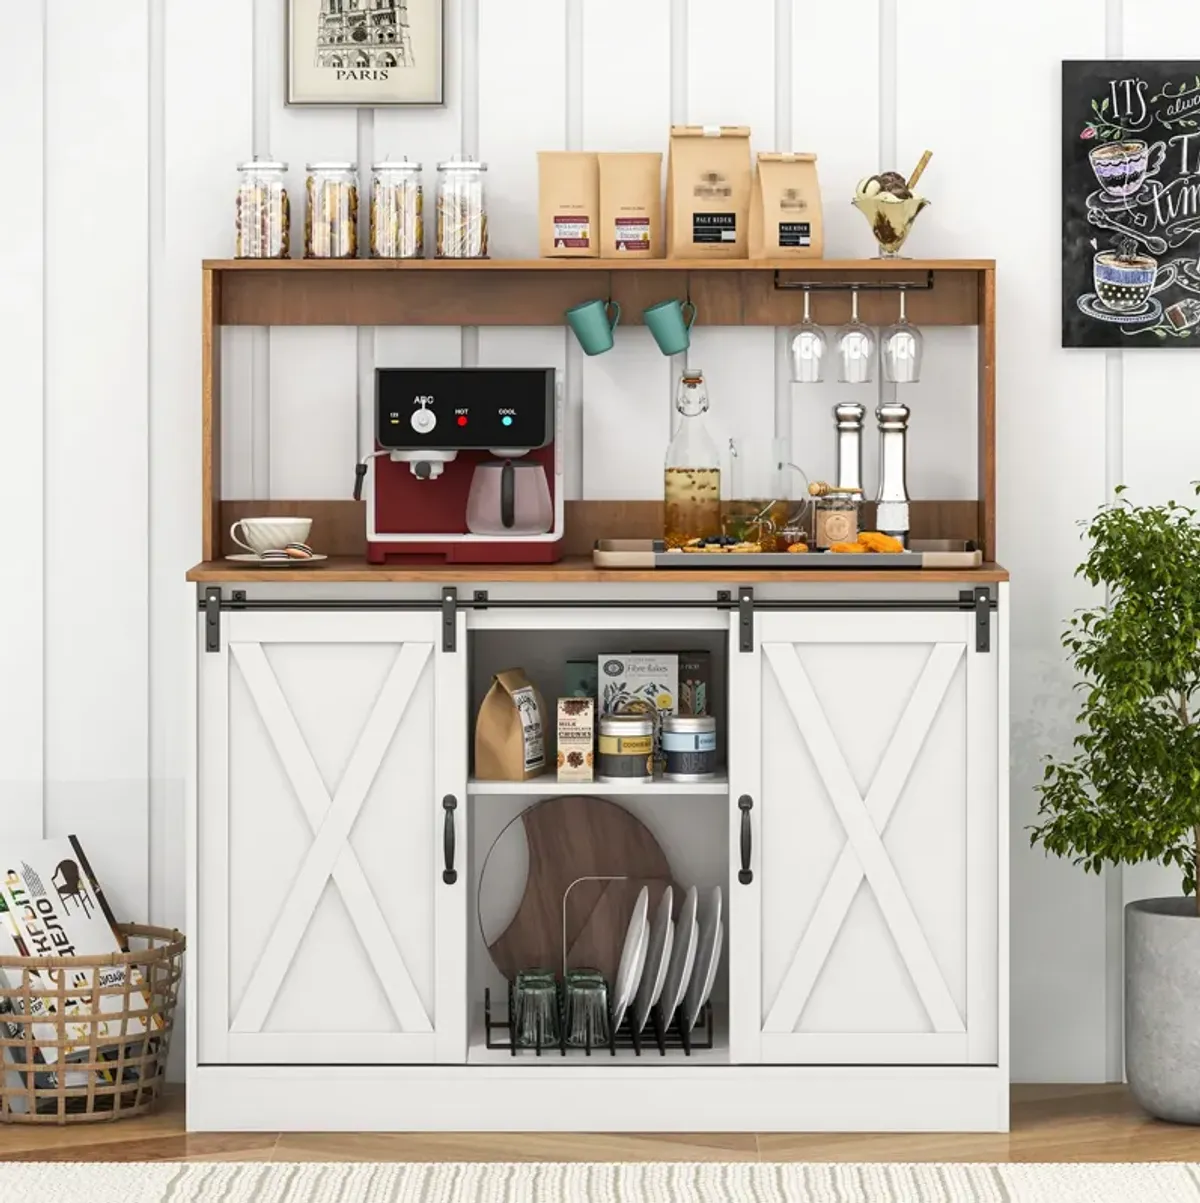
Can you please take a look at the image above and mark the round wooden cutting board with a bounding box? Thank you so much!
[485,795,677,984]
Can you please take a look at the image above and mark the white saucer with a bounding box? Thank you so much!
[611,886,649,1035]
[1077,294,1162,325]
[225,553,328,566]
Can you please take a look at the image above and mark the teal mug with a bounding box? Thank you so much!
[566,298,621,355]
[644,298,697,356]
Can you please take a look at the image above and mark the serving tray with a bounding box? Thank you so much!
[593,538,983,571]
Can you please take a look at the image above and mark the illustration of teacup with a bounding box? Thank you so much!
[1088,140,1166,199]
[1093,249,1177,312]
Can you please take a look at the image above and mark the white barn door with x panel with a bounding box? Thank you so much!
[196,610,467,1065]
[728,609,1000,1067]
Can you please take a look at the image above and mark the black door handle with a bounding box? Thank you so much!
[442,795,458,884]
[738,795,753,885]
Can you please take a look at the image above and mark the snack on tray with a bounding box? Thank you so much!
[786,542,809,553]
[830,541,868,553]
[857,531,904,554]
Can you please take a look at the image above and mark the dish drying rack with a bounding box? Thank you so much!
[482,984,714,1057]
[481,872,717,1056]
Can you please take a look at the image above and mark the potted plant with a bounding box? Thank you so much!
[1032,487,1200,1122]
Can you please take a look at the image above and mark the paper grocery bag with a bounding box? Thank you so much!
[748,152,824,258]
[598,152,663,258]
[538,152,599,258]
[475,668,547,781]
[666,125,752,258]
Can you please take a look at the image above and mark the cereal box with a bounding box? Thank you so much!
[597,654,678,754]
[556,697,595,782]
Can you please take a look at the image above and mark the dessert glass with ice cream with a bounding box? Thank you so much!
[852,162,930,258]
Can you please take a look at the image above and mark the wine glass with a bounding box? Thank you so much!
[787,289,827,383]
[881,288,923,383]
[835,288,875,384]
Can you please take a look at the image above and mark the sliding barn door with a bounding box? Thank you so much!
[197,610,466,1065]
[730,610,998,1066]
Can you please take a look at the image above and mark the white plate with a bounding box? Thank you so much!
[685,886,723,1031]
[633,886,674,1034]
[658,885,698,1024]
[610,885,649,1034]
[224,553,328,566]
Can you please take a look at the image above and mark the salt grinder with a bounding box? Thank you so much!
[833,403,865,493]
[875,402,910,546]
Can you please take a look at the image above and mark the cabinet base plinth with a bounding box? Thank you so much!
[187,1066,1009,1133]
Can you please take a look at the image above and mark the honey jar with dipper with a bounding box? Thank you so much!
[809,480,862,549]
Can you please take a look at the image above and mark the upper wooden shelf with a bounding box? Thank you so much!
[203,257,993,327]
[203,258,995,272]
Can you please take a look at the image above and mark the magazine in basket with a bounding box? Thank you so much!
[0,835,160,1063]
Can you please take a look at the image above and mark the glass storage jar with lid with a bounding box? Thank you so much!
[370,158,423,259]
[235,158,290,259]
[436,156,488,258]
[809,482,862,549]
[305,161,358,259]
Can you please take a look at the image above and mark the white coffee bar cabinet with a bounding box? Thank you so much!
[186,258,1008,1133]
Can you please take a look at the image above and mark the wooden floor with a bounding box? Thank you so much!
[0,1086,1197,1163]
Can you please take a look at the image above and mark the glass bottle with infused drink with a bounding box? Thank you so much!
[664,370,721,548]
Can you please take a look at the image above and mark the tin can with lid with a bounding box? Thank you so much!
[371,158,423,258]
[662,715,717,782]
[597,714,654,783]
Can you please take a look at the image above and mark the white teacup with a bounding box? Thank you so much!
[230,516,312,555]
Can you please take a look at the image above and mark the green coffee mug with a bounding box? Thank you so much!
[644,298,697,355]
[565,298,621,355]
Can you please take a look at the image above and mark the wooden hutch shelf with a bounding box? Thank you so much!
[202,257,991,328]
[200,257,996,571]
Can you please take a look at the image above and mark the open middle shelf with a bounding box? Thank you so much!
[468,774,728,797]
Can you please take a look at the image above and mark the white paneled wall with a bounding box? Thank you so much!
[1,0,1180,1084]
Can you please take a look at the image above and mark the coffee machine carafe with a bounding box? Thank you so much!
[354,367,563,563]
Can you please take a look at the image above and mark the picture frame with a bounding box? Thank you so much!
[1062,60,1200,347]
[287,0,445,107]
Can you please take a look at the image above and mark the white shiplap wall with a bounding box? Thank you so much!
[1,0,1179,1084]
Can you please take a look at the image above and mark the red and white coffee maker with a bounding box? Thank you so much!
[353,367,564,564]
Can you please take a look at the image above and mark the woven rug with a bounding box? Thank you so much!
[2,1161,1199,1201]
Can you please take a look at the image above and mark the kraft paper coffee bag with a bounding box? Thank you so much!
[538,152,599,258]
[475,668,546,781]
[666,125,752,259]
[598,152,663,258]
[748,152,824,258]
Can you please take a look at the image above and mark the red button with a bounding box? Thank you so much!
[457,415,468,426]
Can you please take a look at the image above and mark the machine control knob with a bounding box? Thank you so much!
[411,407,436,434]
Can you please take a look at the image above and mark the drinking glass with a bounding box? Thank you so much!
[564,978,610,1048]
[881,289,923,383]
[787,289,827,383]
[835,289,875,384]
[513,972,559,1049]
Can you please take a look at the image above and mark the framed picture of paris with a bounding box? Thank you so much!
[288,0,444,106]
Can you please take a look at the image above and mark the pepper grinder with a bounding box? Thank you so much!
[833,403,865,493]
[875,402,910,546]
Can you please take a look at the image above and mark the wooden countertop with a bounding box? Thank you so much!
[187,556,1010,584]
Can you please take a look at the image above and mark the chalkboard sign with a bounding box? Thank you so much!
[1063,61,1200,347]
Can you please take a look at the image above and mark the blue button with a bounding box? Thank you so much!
[501,415,513,426]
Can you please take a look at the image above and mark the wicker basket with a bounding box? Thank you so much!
[0,923,184,1124]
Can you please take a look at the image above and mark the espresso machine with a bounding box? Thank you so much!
[354,367,564,563]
